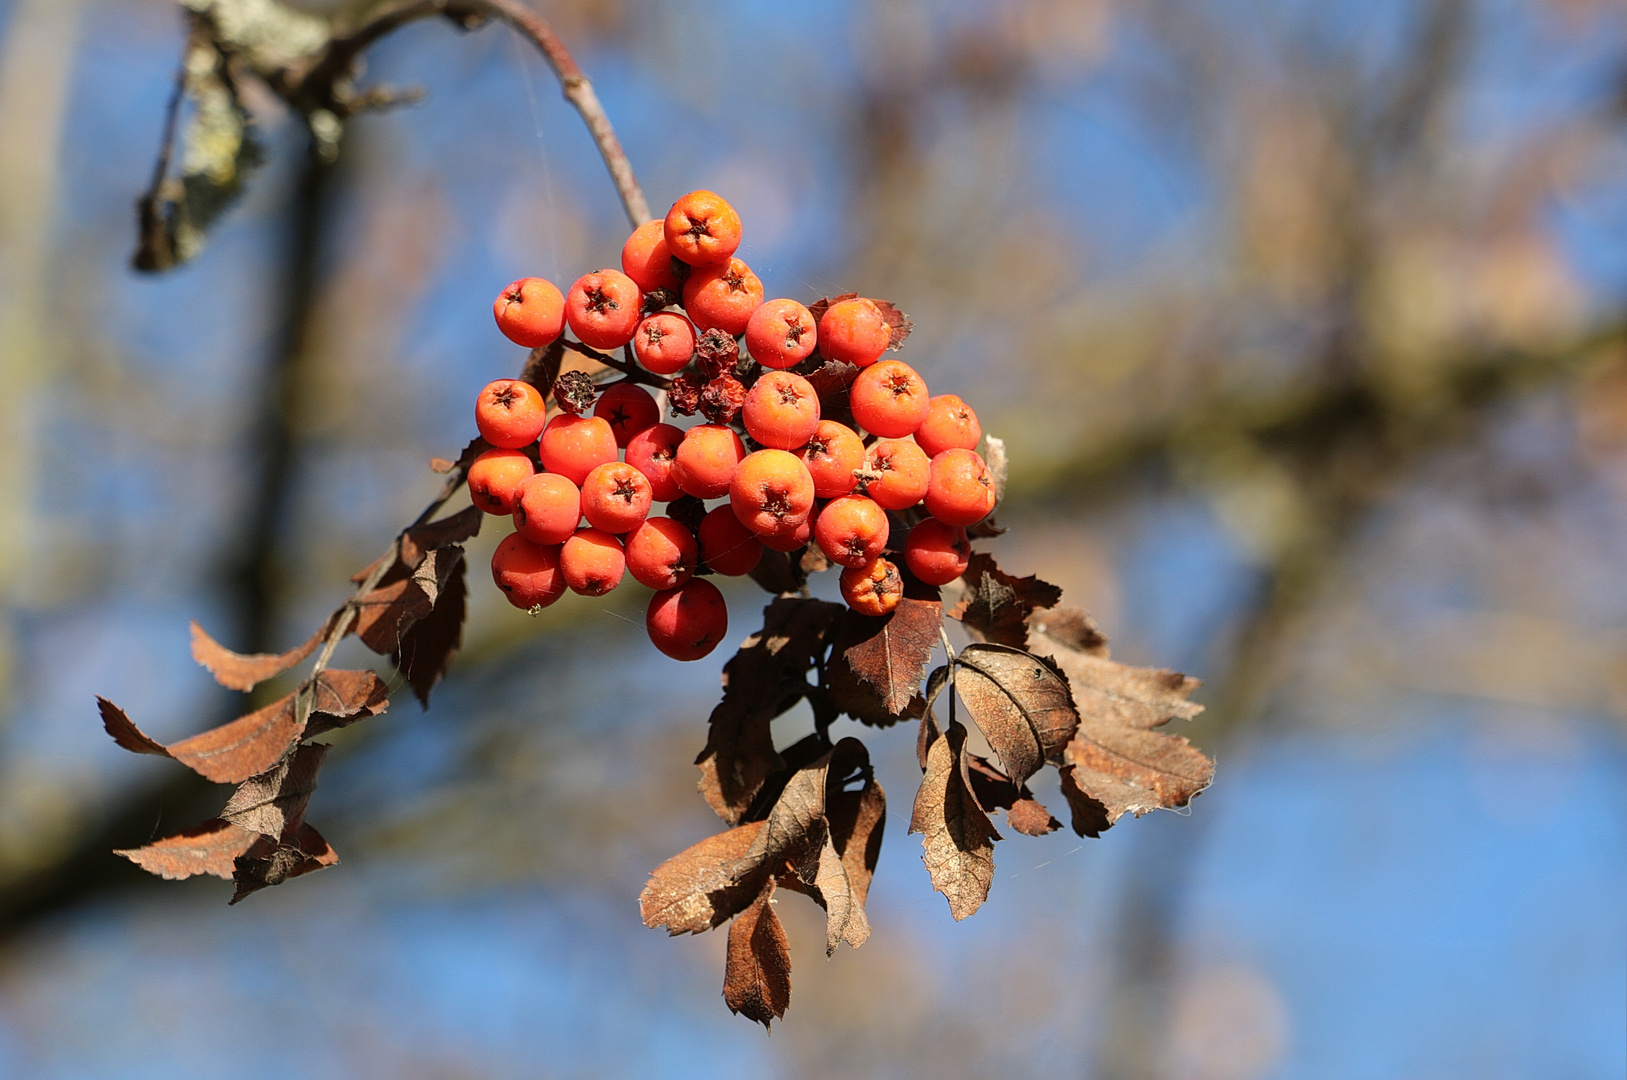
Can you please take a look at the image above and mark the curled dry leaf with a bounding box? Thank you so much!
[219,742,329,839]
[390,555,467,708]
[723,880,792,1029]
[950,642,1079,788]
[949,553,1062,648]
[834,596,942,718]
[189,619,325,692]
[354,545,463,654]
[640,820,770,935]
[230,822,339,904]
[1005,797,1062,837]
[1028,608,1201,729]
[870,299,914,351]
[303,669,391,738]
[961,753,1061,837]
[115,820,260,881]
[910,717,1000,921]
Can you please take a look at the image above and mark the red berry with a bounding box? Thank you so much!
[814,494,890,568]
[560,527,626,596]
[491,533,566,610]
[850,359,930,438]
[672,423,747,499]
[742,371,820,450]
[620,219,679,294]
[512,472,582,545]
[474,379,547,449]
[625,517,698,590]
[760,515,815,553]
[729,449,816,536]
[818,298,890,368]
[840,557,903,616]
[538,414,618,486]
[593,381,660,447]
[581,461,654,534]
[467,448,534,515]
[903,519,970,585]
[565,269,642,350]
[624,422,685,502]
[493,277,565,348]
[698,506,764,576]
[682,257,764,336]
[744,298,817,369]
[915,393,982,457]
[796,420,865,498]
[632,312,697,376]
[663,190,742,267]
[863,438,931,510]
[924,448,996,526]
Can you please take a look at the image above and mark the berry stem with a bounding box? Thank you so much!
[561,337,673,391]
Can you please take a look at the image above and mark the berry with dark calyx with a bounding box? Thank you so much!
[625,516,698,590]
[840,556,904,616]
[697,505,763,575]
[742,371,820,450]
[699,373,747,424]
[814,494,889,568]
[491,533,567,611]
[646,578,729,661]
[673,423,747,499]
[560,527,626,596]
[581,461,654,534]
[666,372,705,416]
[730,449,816,536]
[593,381,659,447]
[682,257,764,336]
[513,472,583,546]
[694,327,741,377]
[915,393,982,457]
[467,448,534,515]
[493,277,566,348]
[818,297,890,368]
[633,312,697,375]
[551,369,598,416]
[475,379,548,449]
[538,413,618,486]
[863,438,931,510]
[625,422,685,502]
[745,298,817,370]
[903,519,971,585]
[565,269,643,350]
[620,219,679,294]
[663,190,742,267]
[797,419,865,498]
[924,448,996,526]
[850,359,930,438]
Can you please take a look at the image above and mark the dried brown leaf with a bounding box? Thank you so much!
[188,619,323,691]
[641,820,770,935]
[959,753,1061,836]
[1006,797,1062,837]
[818,739,885,951]
[230,822,338,904]
[952,643,1079,787]
[1028,608,1200,729]
[115,819,259,881]
[302,669,391,739]
[738,749,830,886]
[1061,721,1214,832]
[1057,764,1112,838]
[909,718,1000,920]
[871,299,913,350]
[950,554,1062,648]
[836,597,942,717]
[166,693,301,784]
[723,880,792,1029]
[219,742,329,839]
[354,545,461,654]
[399,507,483,567]
[98,697,168,757]
[391,555,467,708]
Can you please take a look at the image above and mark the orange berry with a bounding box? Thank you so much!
[493,277,565,348]
[814,494,890,568]
[818,297,890,368]
[744,298,817,369]
[538,414,618,486]
[850,359,930,438]
[625,516,698,590]
[620,219,679,294]
[581,461,654,534]
[915,394,982,458]
[924,448,996,526]
[474,379,547,449]
[512,472,582,545]
[491,533,567,610]
[467,448,534,515]
[624,422,685,502]
[742,371,820,450]
[663,190,742,267]
[729,449,816,536]
[560,527,626,596]
[698,506,763,576]
[565,269,642,350]
[646,578,729,660]
[682,257,763,336]
[632,312,697,375]
[760,514,815,553]
[863,438,930,510]
[593,381,660,447]
[903,519,970,585]
[840,557,903,616]
[672,423,747,499]
[796,420,865,498]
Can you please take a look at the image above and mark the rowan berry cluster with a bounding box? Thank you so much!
[475,190,997,661]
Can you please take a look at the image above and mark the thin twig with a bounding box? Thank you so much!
[562,337,672,389]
